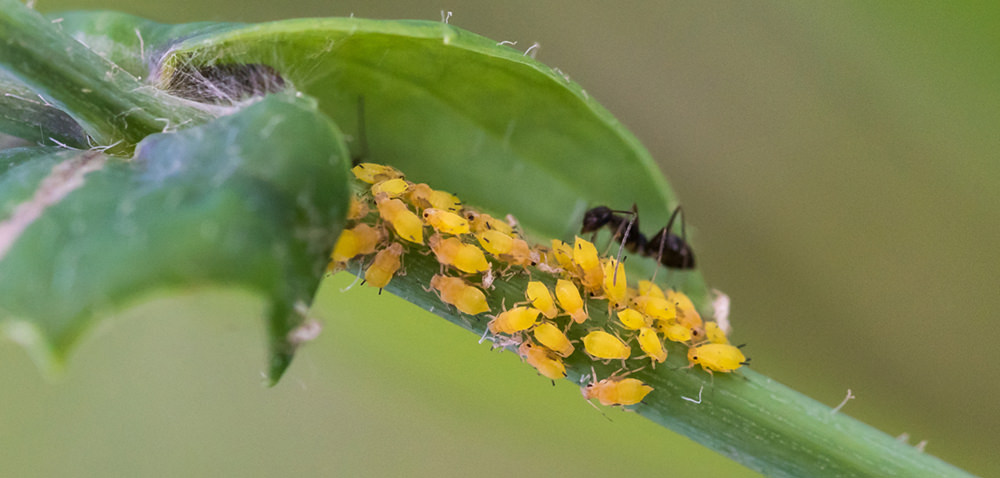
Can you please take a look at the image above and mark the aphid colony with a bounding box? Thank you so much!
[331,162,748,409]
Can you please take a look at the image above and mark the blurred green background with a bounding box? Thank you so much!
[3,1,998,476]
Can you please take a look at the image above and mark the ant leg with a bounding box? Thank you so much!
[351,96,369,166]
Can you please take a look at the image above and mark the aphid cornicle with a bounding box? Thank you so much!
[375,193,424,244]
[687,343,748,373]
[582,376,653,407]
[488,306,541,335]
[364,242,404,289]
[582,330,631,361]
[429,274,490,316]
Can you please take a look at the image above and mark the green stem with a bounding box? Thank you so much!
[360,249,973,477]
[0,0,207,150]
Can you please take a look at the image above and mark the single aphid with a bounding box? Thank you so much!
[423,208,471,235]
[602,258,628,308]
[668,289,703,330]
[364,242,404,289]
[637,327,667,365]
[531,321,575,357]
[573,236,604,291]
[582,330,631,361]
[429,274,490,315]
[687,343,749,373]
[405,182,463,212]
[525,281,559,319]
[616,308,648,330]
[352,162,404,184]
[518,341,567,380]
[631,295,677,322]
[704,321,729,345]
[554,279,588,323]
[465,210,515,236]
[476,229,515,256]
[346,195,370,221]
[370,177,410,198]
[375,193,424,244]
[549,239,575,270]
[582,375,653,407]
[330,223,382,263]
[428,234,490,274]
[506,238,540,267]
[488,306,541,335]
[656,320,693,343]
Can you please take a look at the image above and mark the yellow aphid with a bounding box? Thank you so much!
[549,239,575,269]
[582,330,631,361]
[572,236,601,271]
[364,242,404,289]
[668,289,703,329]
[687,343,748,373]
[582,376,653,407]
[488,306,541,335]
[375,193,424,244]
[370,177,409,198]
[525,281,559,319]
[330,223,381,262]
[428,234,490,274]
[476,229,514,256]
[430,274,490,316]
[466,210,515,236]
[637,280,665,299]
[532,321,575,357]
[602,259,628,307]
[518,341,566,380]
[637,327,667,364]
[631,295,677,322]
[422,208,471,235]
[352,162,404,183]
[404,182,462,212]
[555,279,588,323]
[503,237,539,267]
[705,321,729,345]
[572,237,604,291]
[617,308,648,330]
[657,320,693,343]
[346,196,369,221]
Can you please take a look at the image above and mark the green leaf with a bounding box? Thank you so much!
[51,11,708,305]
[0,71,87,148]
[0,94,351,383]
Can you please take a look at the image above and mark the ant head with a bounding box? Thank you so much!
[581,206,615,233]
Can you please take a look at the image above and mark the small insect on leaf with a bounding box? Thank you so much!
[531,321,575,357]
[352,162,404,184]
[518,341,567,380]
[582,376,653,407]
[687,343,748,373]
[582,330,631,361]
[429,234,490,274]
[554,279,588,324]
[488,306,541,335]
[330,223,382,263]
[364,242,404,289]
[525,281,559,319]
[423,208,471,235]
[637,327,667,364]
[376,193,424,244]
[430,274,490,316]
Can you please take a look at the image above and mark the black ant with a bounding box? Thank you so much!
[580,204,696,270]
